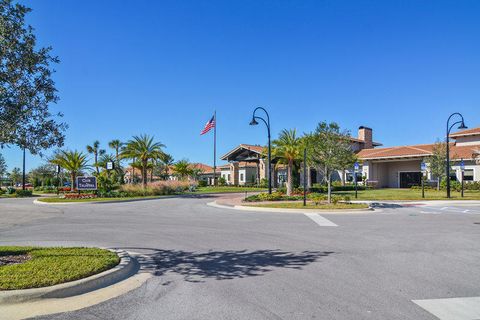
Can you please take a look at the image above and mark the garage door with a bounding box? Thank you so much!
[399,172,422,188]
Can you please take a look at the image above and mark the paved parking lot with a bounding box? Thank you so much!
[1,196,479,320]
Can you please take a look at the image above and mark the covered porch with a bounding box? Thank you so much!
[362,158,425,188]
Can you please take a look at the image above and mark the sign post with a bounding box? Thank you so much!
[55,165,61,195]
[354,162,360,199]
[460,159,465,198]
[420,162,427,198]
[303,148,307,206]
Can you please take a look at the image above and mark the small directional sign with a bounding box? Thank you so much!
[55,165,61,174]
[354,162,360,172]
[460,160,465,171]
[106,161,114,170]
[421,162,427,172]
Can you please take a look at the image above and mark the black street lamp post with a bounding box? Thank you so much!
[250,107,272,194]
[22,146,26,190]
[446,112,467,198]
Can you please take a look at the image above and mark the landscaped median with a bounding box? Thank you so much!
[35,195,172,204]
[35,184,267,204]
[244,202,369,210]
[0,247,119,290]
[239,191,370,211]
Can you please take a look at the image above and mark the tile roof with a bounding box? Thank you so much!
[358,143,480,160]
[190,163,214,174]
[450,126,480,138]
[218,162,259,169]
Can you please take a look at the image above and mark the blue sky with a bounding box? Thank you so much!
[2,0,480,171]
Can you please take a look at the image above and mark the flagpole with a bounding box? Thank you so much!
[213,110,217,187]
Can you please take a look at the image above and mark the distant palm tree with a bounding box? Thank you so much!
[86,141,106,174]
[272,129,303,196]
[50,150,90,190]
[121,135,165,187]
[173,159,194,181]
[108,139,123,166]
[160,153,174,179]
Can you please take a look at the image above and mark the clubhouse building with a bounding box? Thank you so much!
[217,126,480,188]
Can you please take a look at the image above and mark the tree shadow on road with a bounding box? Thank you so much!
[123,248,332,282]
[369,202,405,209]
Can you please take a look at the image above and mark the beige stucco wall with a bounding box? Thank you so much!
[365,159,423,188]
[451,160,480,182]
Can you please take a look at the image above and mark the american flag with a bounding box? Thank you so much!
[200,115,215,135]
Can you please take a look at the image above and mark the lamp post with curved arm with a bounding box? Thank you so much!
[446,112,467,198]
[249,107,272,194]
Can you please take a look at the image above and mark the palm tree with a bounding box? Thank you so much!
[160,153,174,179]
[120,135,165,187]
[50,150,90,190]
[272,129,303,196]
[108,139,123,167]
[173,159,193,181]
[86,141,106,174]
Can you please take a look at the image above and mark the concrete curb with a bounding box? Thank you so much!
[32,193,243,205]
[207,201,374,214]
[0,250,138,304]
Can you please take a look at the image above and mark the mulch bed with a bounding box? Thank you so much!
[0,254,31,267]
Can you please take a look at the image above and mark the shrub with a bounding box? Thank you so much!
[331,195,342,204]
[6,187,16,195]
[218,177,227,186]
[119,180,195,197]
[308,193,326,205]
[198,180,208,188]
[245,192,284,202]
[440,179,462,192]
[15,189,33,197]
[0,188,5,195]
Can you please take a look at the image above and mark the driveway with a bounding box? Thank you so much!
[1,196,479,320]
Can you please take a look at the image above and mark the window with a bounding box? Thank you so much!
[240,173,244,181]
[228,174,231,181]
[464,169,474,181]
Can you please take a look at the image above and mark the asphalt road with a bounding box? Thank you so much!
[1,196,480,320]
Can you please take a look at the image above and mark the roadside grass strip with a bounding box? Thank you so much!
[0,247,119,290]
[193,186,267,194]
[334,189,480,201]
[245,202,369,210]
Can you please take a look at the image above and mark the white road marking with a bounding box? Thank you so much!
[440,207,449,211]
[304,213,338,227]
[420,211,441,214]
[463,209,470,213]
[413,296,480,320]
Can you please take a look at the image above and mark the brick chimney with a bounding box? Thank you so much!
[358,126,373,149]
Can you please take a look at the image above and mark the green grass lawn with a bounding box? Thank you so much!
[334,188,480,200]
[193,186,266,194]
[0,247,119,290]
[246,202,369,210]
